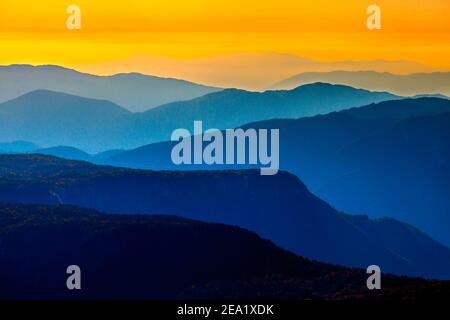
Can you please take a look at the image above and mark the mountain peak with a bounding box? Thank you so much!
[270,70,450,97]
[3,89,130,113]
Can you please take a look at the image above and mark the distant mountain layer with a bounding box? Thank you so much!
[270,71,450,97]
[2,203,449,300]
[0,90,131,153]
[136,82,398,135]
[0,83,399,152]
[0,142,124,162]
[0,65,220,112]
[1,154,450,279]
[36,146,93,162]
[107,96,450,170]
[77,53,433,91]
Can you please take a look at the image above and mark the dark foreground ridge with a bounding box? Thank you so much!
[1,154,450,280]
[0,203,449,300]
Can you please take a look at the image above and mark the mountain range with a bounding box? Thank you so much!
[102,97,450,247]
[0,143,124,162]
[1,62,449,299]
[1,154,450,279]
[0,83,398,152]
[270,71,450,97]
[76,53,434,90]
[0,65,220,112]
[0,90,131,152]
[3,203,449,299]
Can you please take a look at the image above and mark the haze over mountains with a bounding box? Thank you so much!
[0,62,450,299]
[271,71,450,97]
[1,154,450,280]
[2,82,448,249]
[75,53,434,90]
[0,90,131,152]
[251,98,450,246]
[103,97,450,247]
[0,65,220,112]
[0,83,398,152]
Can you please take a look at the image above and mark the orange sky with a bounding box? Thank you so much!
[0,0,449,79]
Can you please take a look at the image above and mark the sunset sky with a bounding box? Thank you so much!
[0,0,449,87]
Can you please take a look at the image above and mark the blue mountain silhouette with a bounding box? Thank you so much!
[2,203,449,299]
[1,154,450,279]
[103,97,450,246]
[0,83,398,152]
[0,64,220,112]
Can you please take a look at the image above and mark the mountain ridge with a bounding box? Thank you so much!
[0,64,220,112]
[270,71,450,97]
[1,154,450,279]
[2,202,449,299]
[102,97,450,246]
[0,83,399,152]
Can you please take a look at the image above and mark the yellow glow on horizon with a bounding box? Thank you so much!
[0,0,449,76]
